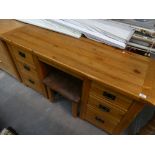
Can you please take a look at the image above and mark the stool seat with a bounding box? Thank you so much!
[43,70,82,103]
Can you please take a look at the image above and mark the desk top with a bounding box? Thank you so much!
[0,20,25,35]
[1,23,155,106]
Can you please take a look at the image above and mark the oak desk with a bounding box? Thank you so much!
[1,24,155,134]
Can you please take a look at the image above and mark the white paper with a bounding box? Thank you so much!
[50,19,134,49]
[17,19,135,49]
[17,19,82,38]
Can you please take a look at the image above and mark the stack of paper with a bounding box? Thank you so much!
[17,19,134,49]
[48,19,134,49]
[17,19,82,38]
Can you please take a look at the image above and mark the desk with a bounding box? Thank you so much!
[1,23,155,134]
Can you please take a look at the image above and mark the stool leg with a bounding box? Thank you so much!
[72,102,78,117]
[47,87,55,102]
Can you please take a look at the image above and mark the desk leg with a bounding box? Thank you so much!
[80,79,91,119]
[47,87,55,102]
[33,55,49,98]
[72,102,78,117]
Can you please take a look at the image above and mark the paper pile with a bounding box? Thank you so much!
[18,19,82,38]
[17,19,134,49]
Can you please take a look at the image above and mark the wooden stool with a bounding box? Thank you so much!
[43,69,82,117]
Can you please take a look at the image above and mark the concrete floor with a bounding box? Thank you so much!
[0,70,107,135]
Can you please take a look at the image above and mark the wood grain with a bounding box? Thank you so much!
[85,106,118,134]
[0,19,25,80]
[88,94,127,120]
[90,82,133,111]
[0,19,25,35]
[0,40,20,80]
[1,24,154,105]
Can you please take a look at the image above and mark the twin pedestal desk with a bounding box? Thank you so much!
[1,23,155,134]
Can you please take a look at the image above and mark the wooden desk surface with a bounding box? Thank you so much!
[0,20,25,35]
[1,24,155,106]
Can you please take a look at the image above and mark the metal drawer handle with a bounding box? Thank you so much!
[18,51,26,58]
[95,116,104,124]
[23,64,30,71]
[28,79,35,84]
[103,91,116,101]
[98,104,110,112]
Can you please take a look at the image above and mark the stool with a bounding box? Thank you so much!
[43,69,82,117]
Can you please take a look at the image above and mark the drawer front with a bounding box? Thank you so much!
[22,75,43,93]
[85,107,117,134]
[90,82,133,111]
[88,95,126,121]
[11,46,35,66]
[16,61,39,81]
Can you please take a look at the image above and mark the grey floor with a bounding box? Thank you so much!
[0,70,107,135]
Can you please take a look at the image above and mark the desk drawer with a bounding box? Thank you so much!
[85,107,118,133]
[22,75,43,93]
[88,95,127,121]
[16,61,39,81]
[90,82,133,111]
[11,46,35,66]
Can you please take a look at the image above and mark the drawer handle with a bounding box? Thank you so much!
[95,116,104,124]
[98,104,110,112]
[28,79,35,84]
[18,51,26,58]
[103,91,116,101]
[23,64,30,71]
